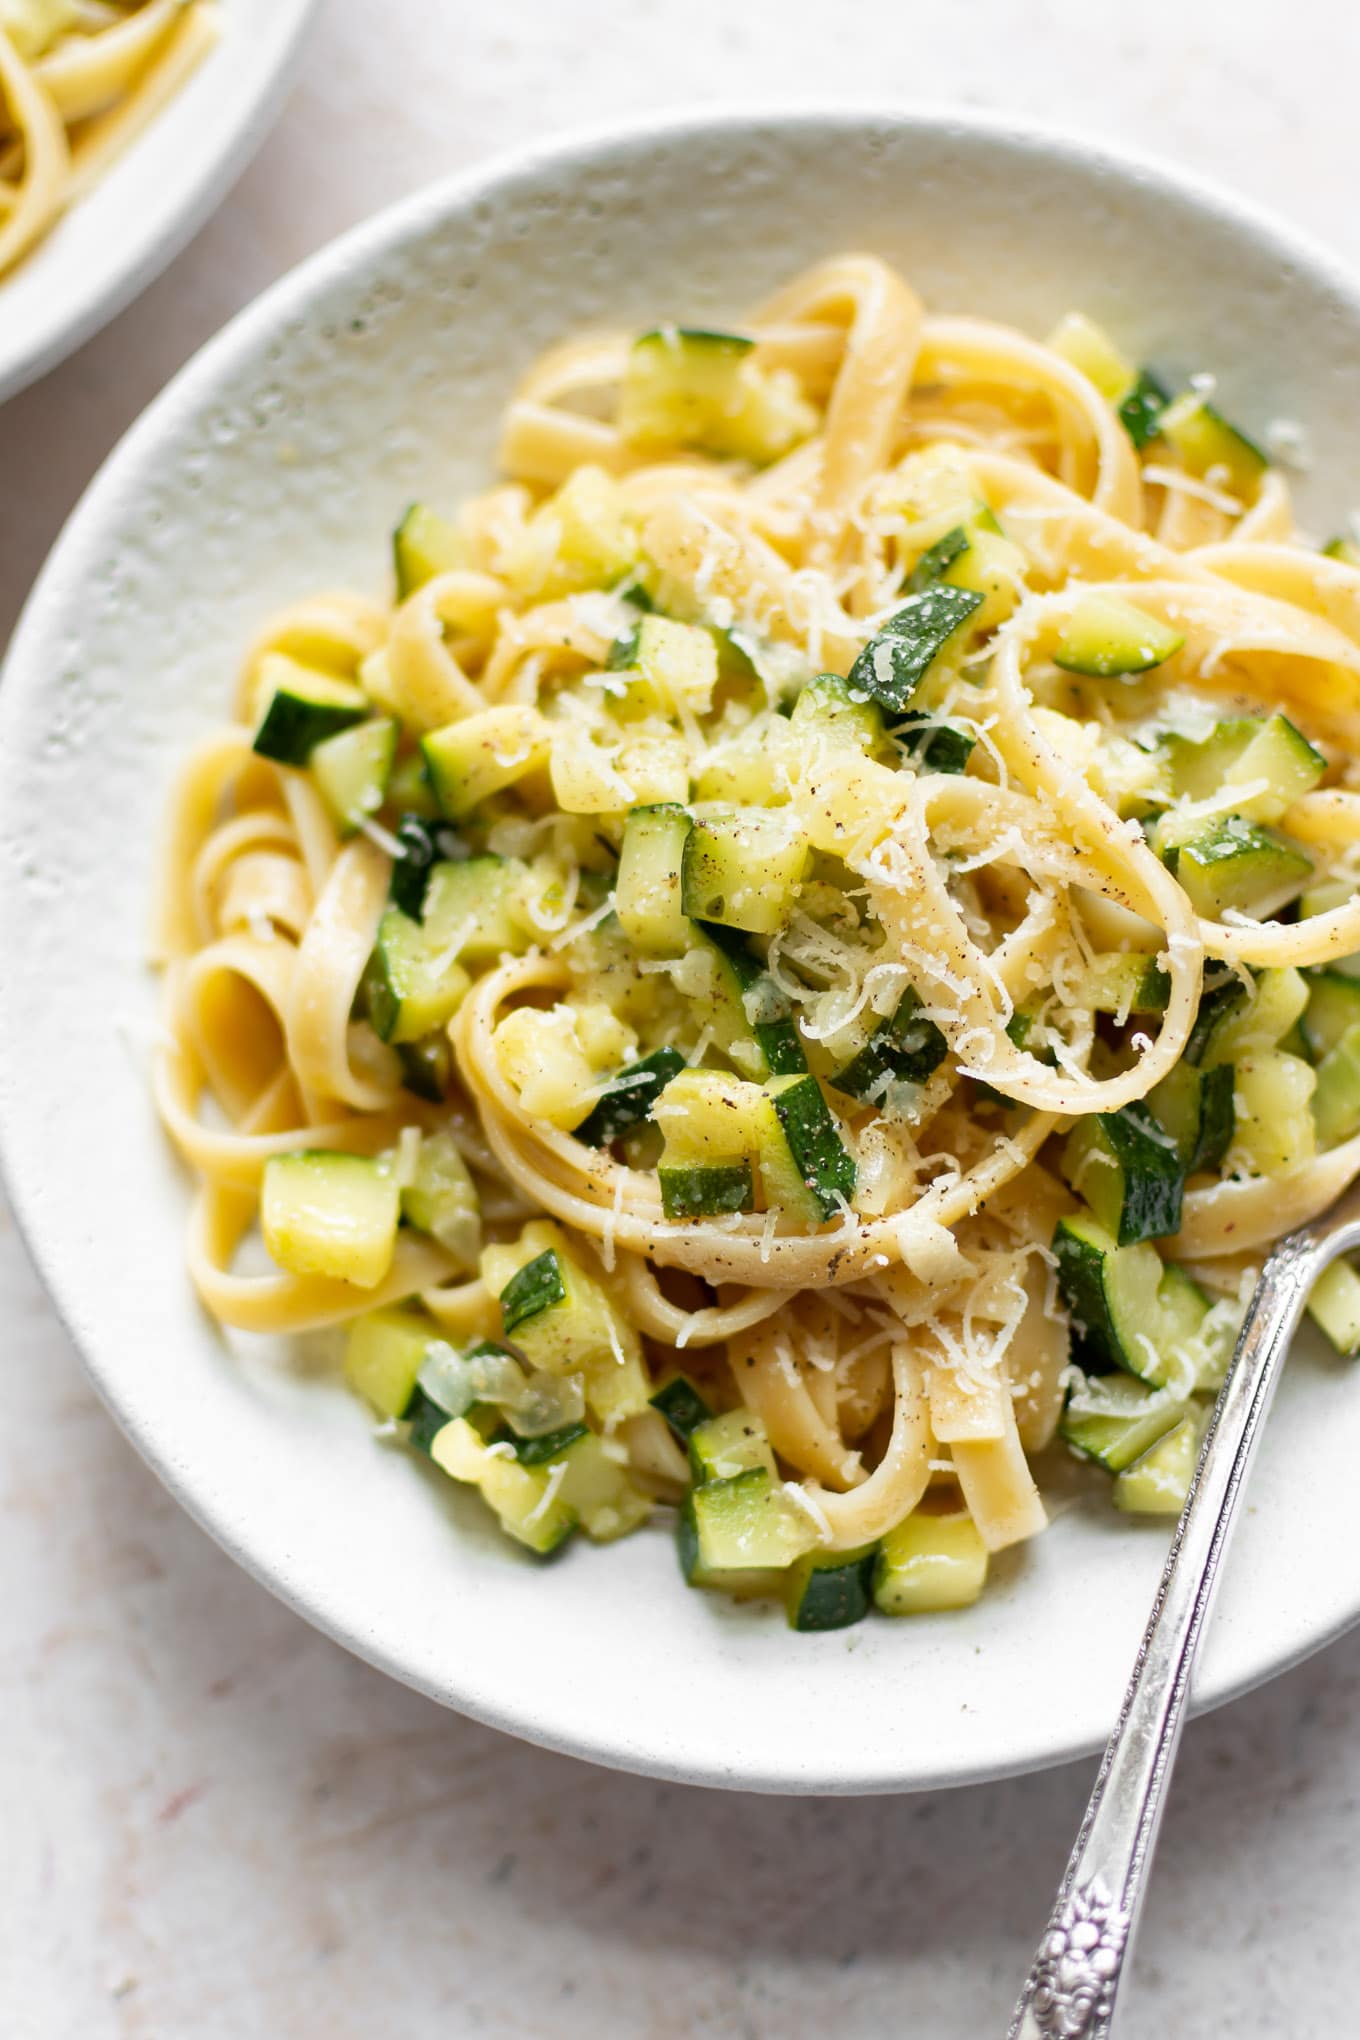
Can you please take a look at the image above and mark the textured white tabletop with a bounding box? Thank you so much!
[4,4,1360,2035]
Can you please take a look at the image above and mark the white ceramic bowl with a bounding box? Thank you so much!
[0,0,319,404]
[5,106,1360,1796]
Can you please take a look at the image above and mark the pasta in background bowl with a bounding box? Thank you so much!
[6,108,1360,1792]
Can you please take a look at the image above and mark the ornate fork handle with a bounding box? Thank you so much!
[1009,1209,1352,2040]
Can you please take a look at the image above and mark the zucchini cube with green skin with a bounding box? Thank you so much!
[261,1151,400,1289]
[1324,534,1360,568]
[649,1375,715,1443]
[789,672,891,756]
[480,1222,650,1422]
[676,1502,788,1597]
[396,1034,452,1102]
[1302,972,1360,1060]
[763,1073,857,1223]
[906,524,972,591]
[309,717,398,834]
[393,502,466,599]
[365,905,471,1046]
[784,1545,878,1631]
[400,1129,482,1267]
[618,327,816,464]
[872,1511,988,1615]
[1307,1257,1360,1356]
[1217,714,1325,823]
[616,803,692,957]
[1062,1101,1185,1245]
[895,715,976,775]
[344,1305,436,1418]
[422,706,551,821]
[1117,368,1171,450]
[429,1415,577,1556]
[1073,953,1170,1018]
[1052,595,1185,678]
[684,1467,818,1572]
[251,654,369,765]
[576,1046,688,1147]
[942,522,1026,632]
[1158,813,1313,920]
[1053,1213,1208,1386]
[1058,1372,1190,1474]
[652,1068,760,1219]
[1113,1412,1205,1516]
[1311,1023,1360,1149]
[693,920,806,1077]
[1232,1049,1317,1174]
[680,807,811,936]
[847,585,984,714]
[1046,312,1135,401]
[1191,965,1309,1067]
[1148,1060,1235,1175]
[830,986,947,1101]
[1157,391,1267,497]
[628,615,719,716]
[687,1407,776,1485]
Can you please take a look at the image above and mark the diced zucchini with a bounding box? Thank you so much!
[503,466,639,601]
[895,714,976,775]
[1218,715,1325,823]
[630,614,719,715]
[310,717,397,834]
[393,502,465,598]
[1062,1102,1185,1246]
[1059,1373,1189,1473]
[692,921,806,1077]
[491,1418,590,1466]
[783,1546,877,1632]
[1046,312,1133,401]
[942,521,1026,632]
[789,672,890,755]
[1307,1258,1360,1357]
[396,1035,451,1103]
[429,1416,577,1555]
[906,524,971,591]
[1073,953,1170,1017]
[251,654,369,765]
[481,1223,649,1420]
[421,706,550,821]
[683,1468,817,1571]
[680,808,810,935]
[1303,973,1360,1060]
[424,855,532,963]
[1113,1412,1204,1515]
[829,986,947,1101]
[400,1129,482,1266]
[872,1510,989,1615]
[386,752,440,820]
[261,1150,400,1289]
[616,803,692,956]
[344,1305,434,1418]
[549,1430,652,1541]
[366,854,530,1044]
[846,586,984,713]
[1323,534,1360,568]
[388,815,451,919]
[1158,717,1260,802]
[653,1067,760,1218]
[762,1072,857,1223]
[1232,1049,1317,1173]
[1190,966,1309,1067]
[1148,1060,1235,1174]
[1053,1213,1208,1385]
[576,1046,687,1146]
[1159,814,1313,920]
[1053,595,1184,678]
[659,1162,754,1219]
[649,1374,715,1443]
[1158,391,1267,496]
[1118,368,1171,450]
[406,1384,456,1458]
[618,326,815,464]
[1312,1022,1360,1148]
[688,1407,776,1484]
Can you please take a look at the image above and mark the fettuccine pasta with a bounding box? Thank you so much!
[152,258,1360,1630]
[0,0,218,280]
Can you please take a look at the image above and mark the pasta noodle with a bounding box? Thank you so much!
[151,259,1360,1626]
[0,0,218,280]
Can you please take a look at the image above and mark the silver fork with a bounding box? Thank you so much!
[1008,1185,1360,2039]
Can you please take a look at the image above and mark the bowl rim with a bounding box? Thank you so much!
[5,99,1360,1794]
[0,0,322,405]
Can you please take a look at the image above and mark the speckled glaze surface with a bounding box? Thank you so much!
[0,0,319,404]
[4,106,1360,1796]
